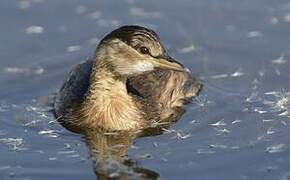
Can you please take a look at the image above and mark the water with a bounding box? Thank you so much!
[1,0,290,179]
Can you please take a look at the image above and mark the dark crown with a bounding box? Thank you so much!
[100,25,160,45]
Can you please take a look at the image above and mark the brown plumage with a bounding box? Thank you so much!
[53,25,202,132]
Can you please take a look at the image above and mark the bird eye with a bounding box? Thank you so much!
[139,46,149,54]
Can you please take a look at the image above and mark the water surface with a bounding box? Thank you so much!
[1,0,290,179]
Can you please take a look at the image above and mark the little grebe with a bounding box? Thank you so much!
[54,25,202,131]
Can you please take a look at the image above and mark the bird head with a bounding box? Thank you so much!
[95,25,187,76]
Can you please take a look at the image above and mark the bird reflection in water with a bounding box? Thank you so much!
[77,109,185,180]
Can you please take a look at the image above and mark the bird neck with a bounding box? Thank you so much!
[89,61,126,95]
[80,60,143,131]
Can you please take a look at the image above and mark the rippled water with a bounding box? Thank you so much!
[1,0,290,179]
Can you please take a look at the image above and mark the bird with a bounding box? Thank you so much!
[53,25,202,132]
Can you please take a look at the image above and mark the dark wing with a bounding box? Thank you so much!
[127,69,202,120]
[54,60,93,118]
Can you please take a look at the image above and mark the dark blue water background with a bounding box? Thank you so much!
[1,0,290,179]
